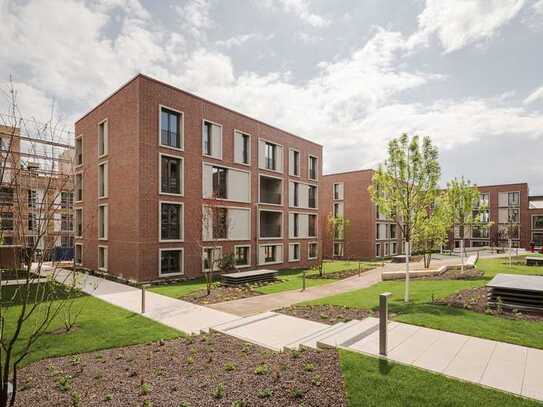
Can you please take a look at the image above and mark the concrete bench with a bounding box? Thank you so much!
[526,257,543,267]
[221,269,277,286]
[465,254,478,269]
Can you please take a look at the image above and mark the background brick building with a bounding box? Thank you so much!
[74,74,322,282]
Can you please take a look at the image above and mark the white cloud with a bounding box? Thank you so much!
[260,0,330,27]
[175,0,211,40]
[535,0,543,14]
[216,33,275,48]
[410,0,525,52]
[524,85,543,104]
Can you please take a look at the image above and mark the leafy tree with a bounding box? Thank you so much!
[445,178,490,271]
[413,193,452,269]
[369,133,440,302]
[323,214,351,277]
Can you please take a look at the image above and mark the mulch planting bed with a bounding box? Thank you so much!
[418,268,484,281]
[15,332,347,407]
[279,304,375,325]
[182,286,262,305]
[306,268,372,280]
[435,287,543,322]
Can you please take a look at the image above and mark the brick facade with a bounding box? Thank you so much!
[74,74,322,282]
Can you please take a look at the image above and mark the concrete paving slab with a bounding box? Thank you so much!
[480,342,527,395]
[318,318,379,348]
[444,337,497,383]
[522,348,543,400]
[412,331,468,373]
[388,326,443,364]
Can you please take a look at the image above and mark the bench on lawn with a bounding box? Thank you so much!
[487,273,543,312]
[526,257,543,267]
[221,269,278,286]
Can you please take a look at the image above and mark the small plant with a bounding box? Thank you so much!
[241,344,251,354]
[140,383,152,396]
[291,350,301,359]
[319,313,329,320]
[95,354,103,360]
[70,391,81,407]
[178,403,190,407]
[186,336,194,345]
[213,383,225,399]
[71,355,81,366]
[231,401,246,407]
[496,296,504,314]
[257,388,273,399]
[143,400,153,407]
[57,374,72,392]
[291,387,304,399]
[104,393,113,401]
[254,364,269,375]
[303,363,315,372]
[94,372,103,380]
[311,374,322,386]
[186,356,194,365]
[224,362,236,371]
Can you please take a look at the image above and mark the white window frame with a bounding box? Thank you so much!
[159,104,184,151]
[259,138,284,174]
[308,155,318,181]
[202,246,222,272]
[289,148,301,177]
[202,119,223,160]
[98,245,108,271]
[159,248,184,277]
[98,204,108,241]
[75,243,83,266]
[308,183,318,209]
[159,152,184,197]
[258,173,284,206]
[308,214,318,238]
[75,172,83,203]
[234,244,251,268]
[98,161,108,199]
[333,241,344,257]
[75,135,83,167]
[258,208,283,240]
[234,129,252,166]
[202,162,251,203]
[333,182,344,201]
[308,241,318,260]
[532,214,543,230]
[288,243,301,262]
[98,119,108,158]
[159,201,184,242]
[75,208,83,238]
[259,243,283,266]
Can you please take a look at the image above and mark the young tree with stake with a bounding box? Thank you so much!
[369,134,440,302]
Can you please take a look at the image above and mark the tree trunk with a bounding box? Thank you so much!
[404,241,410,303]
[509,238,512,268]
[460,239,465,273]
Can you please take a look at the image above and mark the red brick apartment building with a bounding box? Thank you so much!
[529,196,543,249]
[74,74,322,282]
[321,170,402,260]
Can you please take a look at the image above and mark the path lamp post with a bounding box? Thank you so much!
[301,269,306,291]
[141,284,150,314]
[379,292,392,356]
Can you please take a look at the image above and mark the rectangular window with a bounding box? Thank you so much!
[28,190,37,209]
[291,150,300,176]
[508,192,520,207]
[234,131,251,165]
[308,242,318,259]
[98,205,108,240]
[203,120,222,158]
[75,208,83,238]
[333,242,344,257]
[212,167,227,199]
[242,133,249,164]
[61,236,74,248]
[376,243,381,257]
[160,107,182,149]
[75,137,83,166]
[28,213,36,232]
[390,224,396,239]
[1,212,13,231]
[508,208,520,224]
[265,142,276,170]
[160,203,183,241]
[308,156,317,180]
[308,185,317,209]
[213,207,228,239]
[98,162,108,198]
[203,121,213,156]
[533,232,543,246]
[161,155,182,195]
[308,214,316,237]
[264,245,277,263]
[160,249,183,276]
[289,243,300,261]
[203,247,222,271]
[61,191,73,209]
[75,173,83,201]
[293,182,299,207]
[75,244,83,265]
[260,175,282,205]
[533,215,543,230]
[260,210,282,238]
[98,246,108,271]
[235,246,250,267]
[98,121,108,157]
[293,213,299,237]
[391,242,397,255]
[333,203,340,217]
[333,183,340,200]
[61,214,73,232]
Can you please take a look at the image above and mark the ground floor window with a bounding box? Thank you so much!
[75,243,83,265]
[203,247,222,271]
[375,243,381,257]
[533,232,543,246]
[264,245,277,263]
[160,249,183,276]
[308,242,318,259]
[98,246,108,271]
[289,243,300,261]
[390,242,397,255]
[471,240,489,248]
[333,242,344,257]
[235,245,250,267]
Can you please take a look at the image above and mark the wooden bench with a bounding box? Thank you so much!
[221,269,278,286]
[526,257,543,267]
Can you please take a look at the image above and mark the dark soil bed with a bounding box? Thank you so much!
[420,268,484,281]
[15,333,347,407]
[279,305,375,325]
[435,287,543,322]
[306,268,372,280]
[183,286,262,305]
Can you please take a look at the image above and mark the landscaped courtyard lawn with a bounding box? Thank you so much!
[340,350,540,407]
[149,260,377,299]
[6,291,182,366]
[306,256,543,349]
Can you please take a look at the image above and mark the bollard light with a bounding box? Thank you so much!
[379,292,392,356]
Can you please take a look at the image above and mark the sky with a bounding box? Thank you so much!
[1,0,542,193]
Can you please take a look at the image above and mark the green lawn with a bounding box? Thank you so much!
[306,256,543,349]
[150,260,377,299]
[340,350,539,407]
[6,291,182,366]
